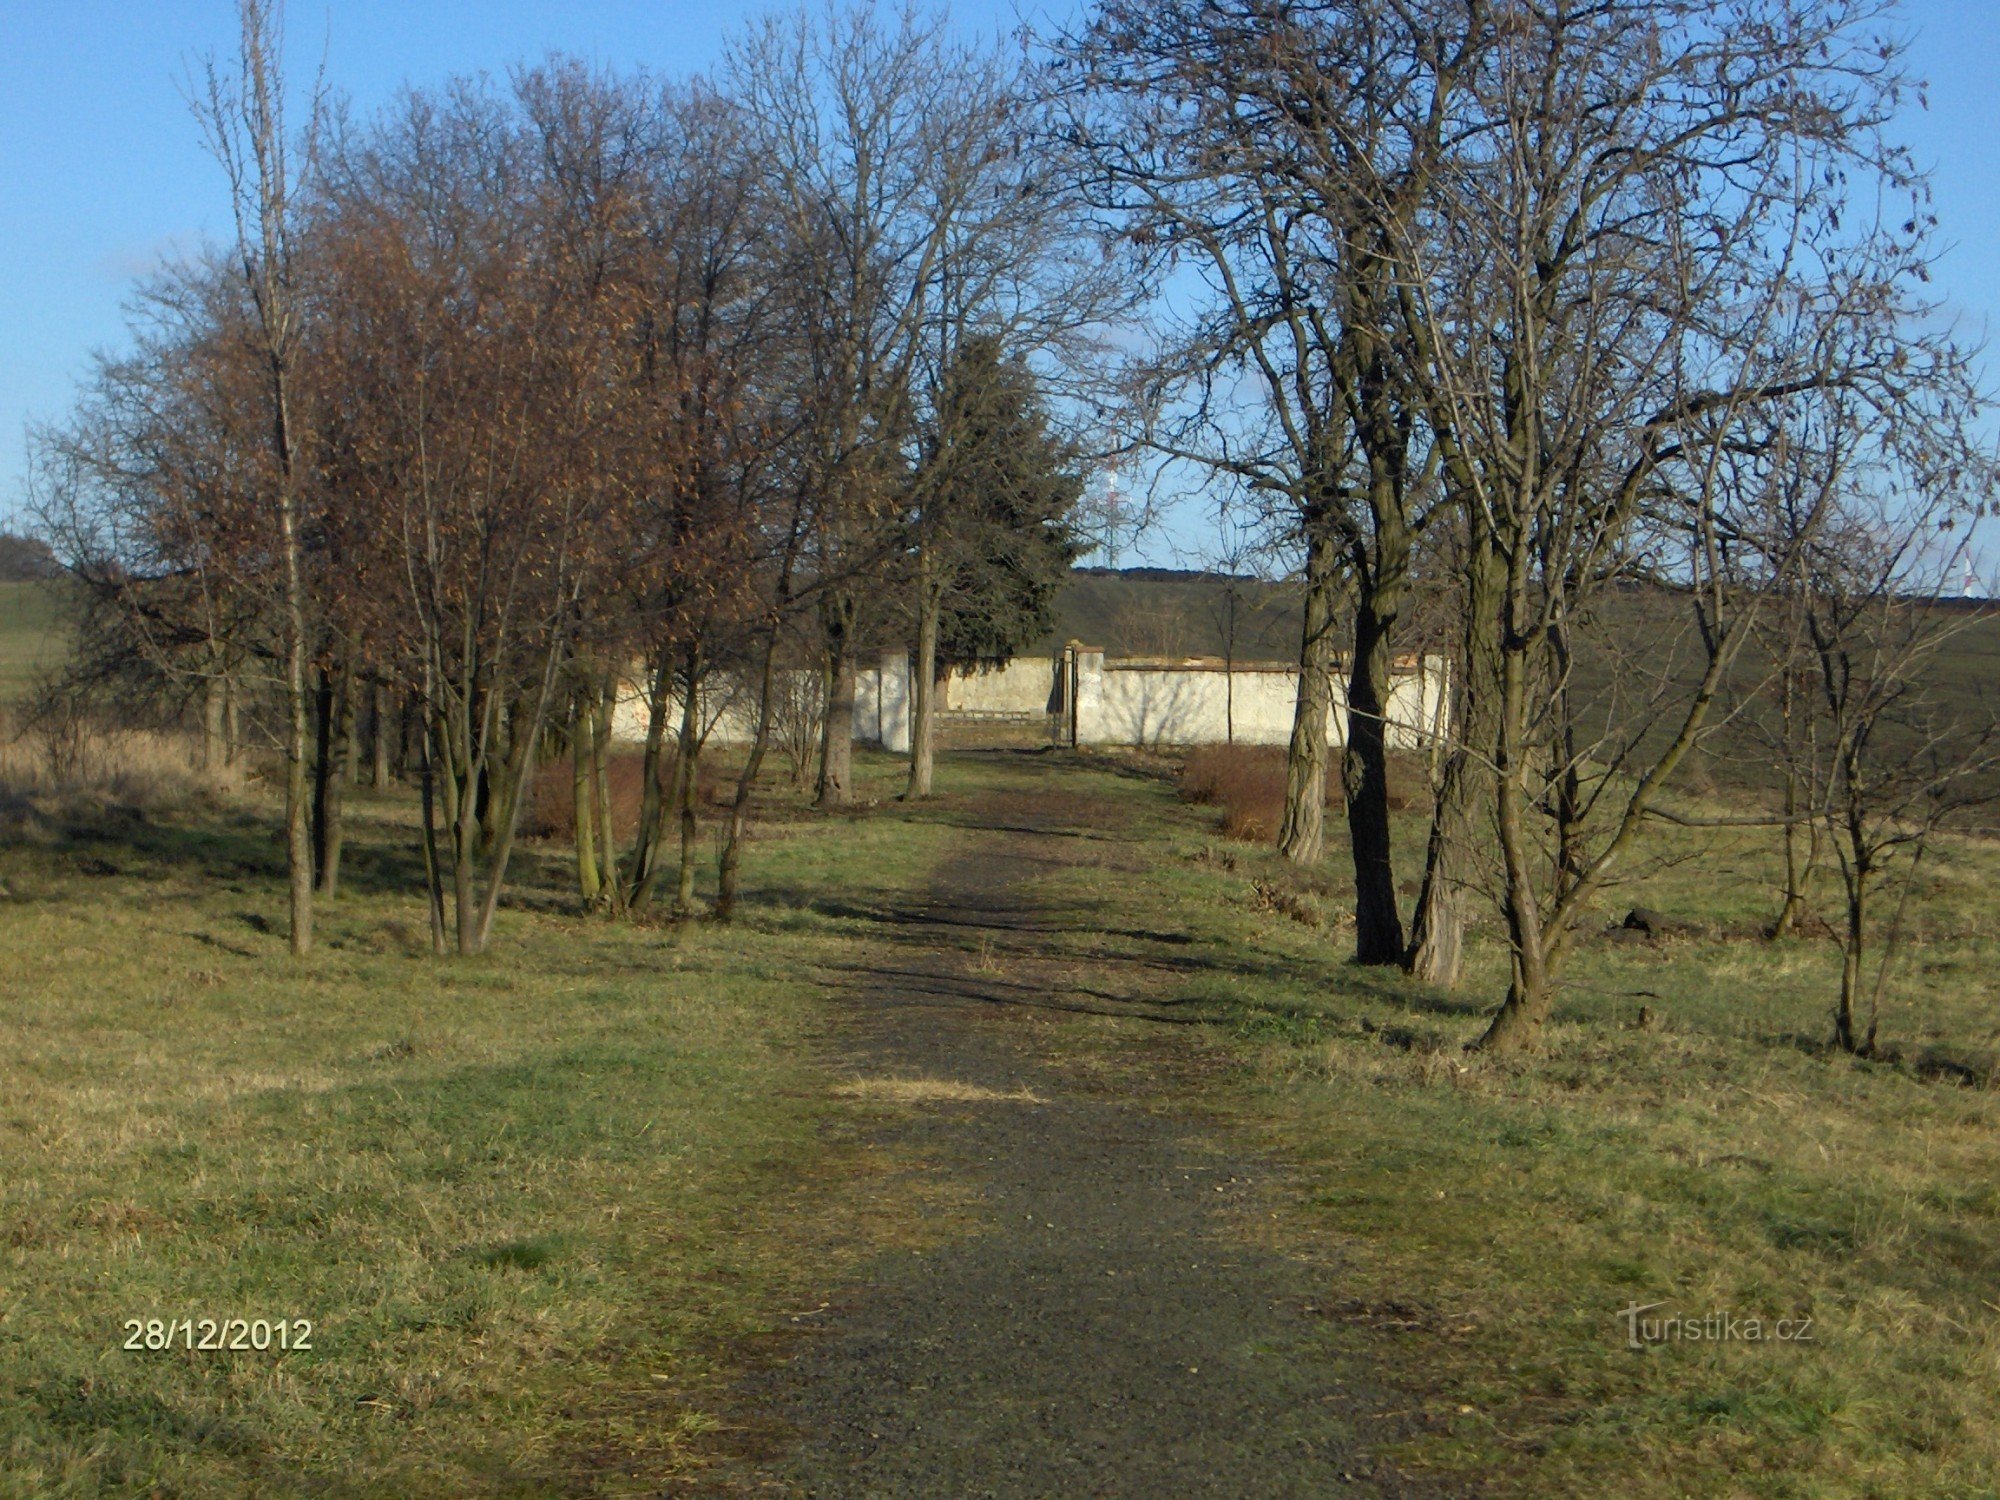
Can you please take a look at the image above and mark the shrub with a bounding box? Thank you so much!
[1176,743,1431,842]
[1177,744,1323,842]
[522,746,719,844]
[0,709,243,817]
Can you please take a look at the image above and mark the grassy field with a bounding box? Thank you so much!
[3,711,1998,1493]
[0,753,966,1495]
[0,580,69,705]
[1047,750,2000,1495]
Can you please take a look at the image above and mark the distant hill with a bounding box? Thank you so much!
[0,579,70,705]
[1037,568,1304,660]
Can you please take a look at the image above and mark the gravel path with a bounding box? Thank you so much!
[694,780,1470,1498]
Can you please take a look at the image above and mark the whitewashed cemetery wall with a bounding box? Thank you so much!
[615,647,1450,755]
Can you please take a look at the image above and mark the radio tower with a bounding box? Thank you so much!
[1100,466,1125,569]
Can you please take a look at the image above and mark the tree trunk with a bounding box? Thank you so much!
[591,681,621,908]
[1835,894,1864,1053]
[1405,759,1469,987]
[1278,523,1341,863]
[1834,840,1869,1053]
[1774,765,1809,938]
[1771,671,1818,938]
[573,696,601,907]
[816,621,857,810]
[201,670,227,774]
[417,679,448,955]
[1475,563,1553,1053]
[370,675,392,788]
[1343,593,1405,964]
[312,660,353,899]
[907,581,941,800]
[312,667,334,878]
[278,506,313,954]
[627,655,675,911]
[718,628,784,921]
[674,660,703,916]
[817,667,856,808]
[1409,528,1501,986]
[224,670,240,767]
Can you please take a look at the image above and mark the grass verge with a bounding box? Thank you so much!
[0,751,957,1496]
[1024,748,2000,1497]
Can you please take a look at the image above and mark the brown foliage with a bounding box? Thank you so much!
[1178,744,1430,843]
[522,748,722,845]
[1178,745,1321,843]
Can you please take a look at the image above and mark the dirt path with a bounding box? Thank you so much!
[694,773,1467,1497]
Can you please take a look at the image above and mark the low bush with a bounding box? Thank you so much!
[0,709,242,817]
[523,745,722,843]
[1177,742,1432,842]
[1177,744,1331,842]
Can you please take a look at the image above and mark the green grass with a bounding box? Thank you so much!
[1027,754,2000,1497]
[0,580,70,705]
[0,753,961,1496]
[5,725,1999,1495]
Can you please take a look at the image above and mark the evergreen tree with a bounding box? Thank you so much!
[930,335,1084,670]
[905,334,1083,795]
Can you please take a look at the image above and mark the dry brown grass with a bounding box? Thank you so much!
[833,1076,1047,1106]
[1177,743,1433,842]
[1177,744,1299,841]
[0,712,243,820]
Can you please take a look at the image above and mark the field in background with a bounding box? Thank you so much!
[0,581,68,705]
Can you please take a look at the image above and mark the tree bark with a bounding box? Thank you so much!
[312,659,353,899]
[224,671,240,767]
[370,675,392,788]
[1835,878,1866,1053]
[816,609,857,809]
[201,670,227,774]
[1343,590,1405,964]
[673,655,704,916]
[1408,523,1501,986]
[1476,554,1553,1053]
[626,654,675,911]
[591,681,620,908]
[573,695,601,907]
[1278,522,1341,863]
[718,627,785,921]
[907,578,941,799]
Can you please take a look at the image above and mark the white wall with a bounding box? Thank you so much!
[1085,664,1304,746]
[611,650,1451,754]
[944,657,1056,715]
[608,675,758,745]
[853,655,911,753]
[1074,653,1450,750]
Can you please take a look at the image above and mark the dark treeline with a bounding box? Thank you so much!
[25,0,1998,1056]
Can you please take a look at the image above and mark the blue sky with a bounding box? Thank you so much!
[3,0,1996,579]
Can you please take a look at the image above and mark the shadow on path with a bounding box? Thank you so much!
[691,790,1476,1498]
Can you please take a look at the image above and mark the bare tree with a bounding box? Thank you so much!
[1059,0,1471,965]
[728,4,1091,808]
[1384,0,1980,1050]
[1770,487,1997,1052]
[191,0,323,954]
[318,77,644,953]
